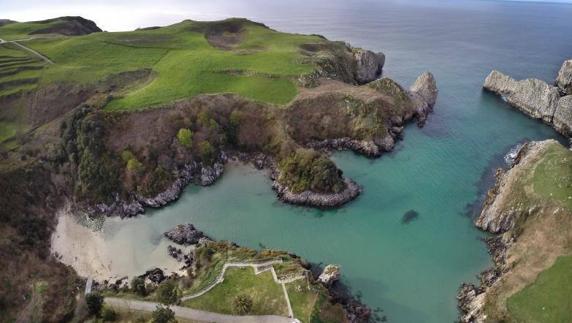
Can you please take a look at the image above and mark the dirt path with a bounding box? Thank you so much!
[105,297,296,323]
[0,38,54,64]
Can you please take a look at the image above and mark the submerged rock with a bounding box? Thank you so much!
[318,264,341,285]
[164,224,208,245]
[556,59,572,95]
[401,209,419,224]
[353,49,385,84]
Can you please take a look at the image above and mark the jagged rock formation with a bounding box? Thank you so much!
[164,224,209,245]
[483,59,572,137]
[353,49,385,84]
[318,264,341,285]
[483,70,560,123]
[556,59,572,95]
[554,95,572,136]
[273,177,362,208]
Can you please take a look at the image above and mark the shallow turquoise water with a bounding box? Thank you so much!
[97,1,571,322]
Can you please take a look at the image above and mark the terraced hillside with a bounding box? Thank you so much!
[0,17,349,109]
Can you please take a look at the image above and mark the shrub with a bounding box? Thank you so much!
[152,305,176,323]
[198,141,216,164]
[176,128,193,148]
[85,292,104,317]
[278,149,345,193]
[131,276,147,296]
[156,280,180,305]
[101,306,118,321]
[233,294,253,315]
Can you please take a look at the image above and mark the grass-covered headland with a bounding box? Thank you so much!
[0,16,436,321]
[458,140,572,323]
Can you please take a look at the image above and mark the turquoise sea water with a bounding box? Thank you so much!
[96,1,571,322]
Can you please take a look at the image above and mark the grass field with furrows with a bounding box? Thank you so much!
[0,18,325,110]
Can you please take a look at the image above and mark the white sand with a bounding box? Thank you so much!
[50,204,186,282]
[50,205,114,280]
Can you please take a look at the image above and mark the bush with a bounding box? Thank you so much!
[198,141,216,164]
[278,149,345,193]
[233,294,253,315]
[131,276,147,296]
[101,306,118,321]
[156,280,180,305]
[176,128,193,148]
[85,292,104,317]
[152,305,176,323]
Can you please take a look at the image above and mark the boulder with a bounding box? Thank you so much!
[553,95,572,137]
[318,264,341,285]
[200,162,224,186]
[353,49,385,84]
[140,268,165,284]
[483,70,560,123]
[410,72,438,108]
[556,59,572,95]
[164,224,207,245]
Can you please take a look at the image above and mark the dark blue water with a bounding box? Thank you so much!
[55,0,571,322]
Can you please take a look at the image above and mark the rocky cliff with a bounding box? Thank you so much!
[483,60,572,137]
[458,139,572,322]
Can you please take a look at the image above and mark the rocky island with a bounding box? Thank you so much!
[0,16,436,322]
[483,59,572,137]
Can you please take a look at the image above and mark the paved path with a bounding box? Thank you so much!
[180,259,306,319]
[0,38,54,64]
[105,297,296,323]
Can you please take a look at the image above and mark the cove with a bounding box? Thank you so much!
[74,0,571,322]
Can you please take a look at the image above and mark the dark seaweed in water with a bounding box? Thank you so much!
[402,210,419,224]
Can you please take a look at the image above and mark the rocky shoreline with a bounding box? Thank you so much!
[483,59,572,137]
[81,156,227,218]
[456,140,555,322]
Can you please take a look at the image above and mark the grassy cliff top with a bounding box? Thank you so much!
[0,17,336,109]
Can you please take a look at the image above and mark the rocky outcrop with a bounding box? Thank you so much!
[484,70,560,123]
[308,138,382,157]
[483,61,572,137]
[164,224,208,245]
[409,72,438,125]
[553,95,572,136]
[318,264,341,285]
[200,162,225,186]
[556,59,572,95]
[474,142,531,233]
[353,49,385,84]
[273,177,361,208]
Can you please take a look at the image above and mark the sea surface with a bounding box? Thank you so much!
[80,1,571,322]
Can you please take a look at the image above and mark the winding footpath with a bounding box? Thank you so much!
[181,259,307,319]
[0,37,54,64]
[102,260,306,322]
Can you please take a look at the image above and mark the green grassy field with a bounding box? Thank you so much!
[532,143,572,210]
[0,18,325,110]
[506,255,572,323]
[183,267,288,316]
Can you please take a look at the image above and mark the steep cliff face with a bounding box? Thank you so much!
[459,140,572,322]
[483,60,572,137]
[483,70,560,123]
[556,59,572,95]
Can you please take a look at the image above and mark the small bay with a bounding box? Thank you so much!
[78,0,571,321]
